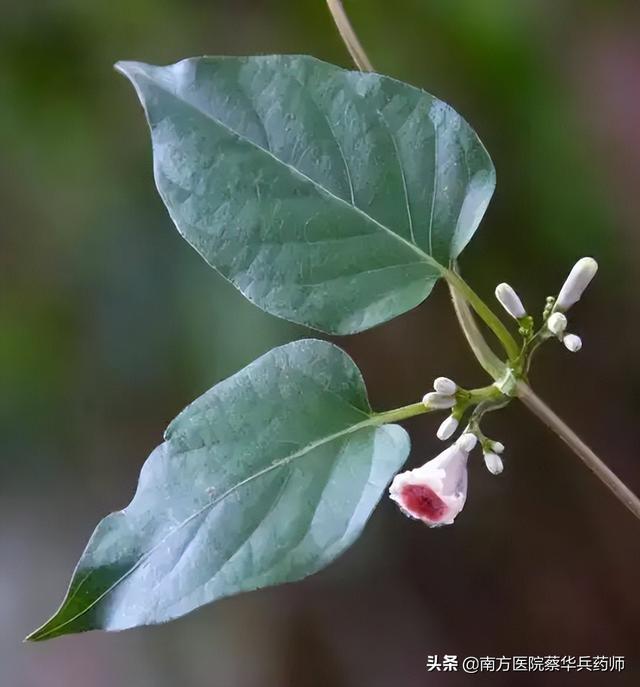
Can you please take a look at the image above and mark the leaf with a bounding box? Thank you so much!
[27,339,410,640]
[116,56,495,335]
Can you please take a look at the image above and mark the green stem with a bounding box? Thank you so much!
[444,267,520,362]
[375,385,505,427]
[373,401,431,425]
[449,276,506,379]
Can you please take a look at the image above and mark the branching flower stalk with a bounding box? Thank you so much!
[326,0,640,523]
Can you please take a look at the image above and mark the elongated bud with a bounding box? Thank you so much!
[423,392,456,409]
[456,433,478,452]
[555,257,598,311]
[495,283,526,319]
[491,441,505,454]
[563,333,582,352]
[436,415,459,441]
[547,312,567,336]
[433,376,457,395]
[484,452,504,475]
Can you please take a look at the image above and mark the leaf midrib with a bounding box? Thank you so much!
[116,61,445,277]
[28,411,386,640]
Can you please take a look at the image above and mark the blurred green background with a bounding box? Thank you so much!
[1,1,639,685]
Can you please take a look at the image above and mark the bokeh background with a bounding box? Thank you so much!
[2,1,639,685]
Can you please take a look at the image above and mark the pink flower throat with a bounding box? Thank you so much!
[401,483,447,521]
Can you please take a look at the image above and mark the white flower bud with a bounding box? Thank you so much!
[491,441,505,454]
[436,415,459,441]
[422,392,456,409]
[389,442,470,526]
[456,432,478,452]
[484,452,504,475]
[563,333,582,352]
[555,257,598,311]
[547,312,567,336]
[495,283,527,319]
[433,376,457,395]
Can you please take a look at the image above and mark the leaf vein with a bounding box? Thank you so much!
[132,67,442,272]
[377,109,415,243]
[34,415,379,639]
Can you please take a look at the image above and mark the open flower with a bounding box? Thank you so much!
[389,434,477,527]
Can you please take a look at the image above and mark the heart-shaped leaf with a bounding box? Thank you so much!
[117,56,495,334]
[27,339,410,640]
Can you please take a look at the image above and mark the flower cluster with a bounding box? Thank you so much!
[423,377,459,440]
[545,257,598,351]
[495,257,598,353]
[390,258,598,528]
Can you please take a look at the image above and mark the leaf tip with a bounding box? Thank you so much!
[24,623,49,643]
[113,60,146,82]
[24,608,73,643]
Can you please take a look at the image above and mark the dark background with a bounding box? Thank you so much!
[1,1,639,685]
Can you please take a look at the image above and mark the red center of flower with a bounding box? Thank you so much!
[401,483,448,521]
